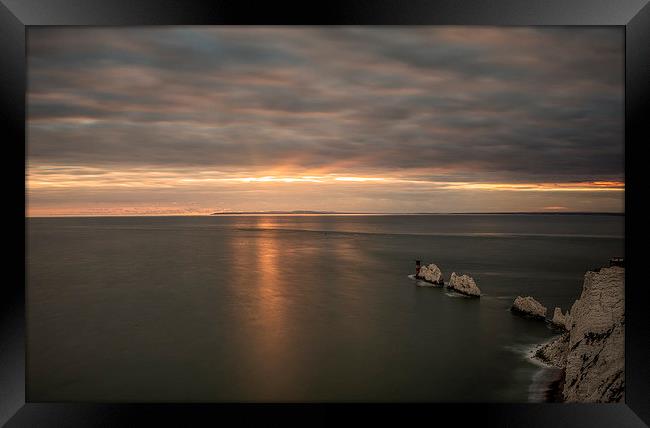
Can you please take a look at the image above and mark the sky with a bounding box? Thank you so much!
[26,27,624,216]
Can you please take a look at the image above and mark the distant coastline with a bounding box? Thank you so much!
[211,210,350,215]
[28,211,625,218]
[209,211,624,216]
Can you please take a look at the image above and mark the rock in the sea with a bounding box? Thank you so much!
[511,296,547,320]
[534,333,569,368]
[562,266,625,402]
[550,307,570,330]
[447,272,481,297]
[417,263,443,285]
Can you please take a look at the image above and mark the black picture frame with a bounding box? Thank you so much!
[2,0,649,426]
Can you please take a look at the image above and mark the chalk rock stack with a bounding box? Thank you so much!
[534,266,625,402]
[417,263,444,285]
[447,272,481,297]
[511,296,547,320]
[550,307,570,331]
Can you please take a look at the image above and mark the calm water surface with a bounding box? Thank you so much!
[27,214,624,402]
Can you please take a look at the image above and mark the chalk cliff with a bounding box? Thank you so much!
[447,272,481,297]
[533,266,625,402]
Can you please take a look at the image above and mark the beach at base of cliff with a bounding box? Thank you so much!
[527,340,566,402]
[543,369,566,402]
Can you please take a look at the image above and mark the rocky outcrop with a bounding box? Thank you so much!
[447,272,481,297]
[511,296,547,320]
[550,307,570,331]
[534,333,569,368]
[416,263,443,285]
[532,266,625,403]
[562,266,625,402]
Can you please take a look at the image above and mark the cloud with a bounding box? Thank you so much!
[26,27,624,214]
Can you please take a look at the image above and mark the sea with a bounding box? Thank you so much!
[26,214,624,402]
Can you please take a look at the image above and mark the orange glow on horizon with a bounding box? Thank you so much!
[26,165,624,217]
[26,165,625,192]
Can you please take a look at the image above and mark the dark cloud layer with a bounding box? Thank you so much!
[27,27,623,184]
[26,27,625,215]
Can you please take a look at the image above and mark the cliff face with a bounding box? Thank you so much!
[563,266,625,402]
[534,266,624,402]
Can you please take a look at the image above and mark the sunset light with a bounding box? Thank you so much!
[26,27,624,216]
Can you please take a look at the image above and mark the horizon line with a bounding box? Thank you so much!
[26,210,625,218]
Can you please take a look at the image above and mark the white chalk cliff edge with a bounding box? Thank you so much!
[532,266,625,402]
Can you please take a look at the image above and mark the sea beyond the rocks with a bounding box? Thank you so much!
[27,214,624,402]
